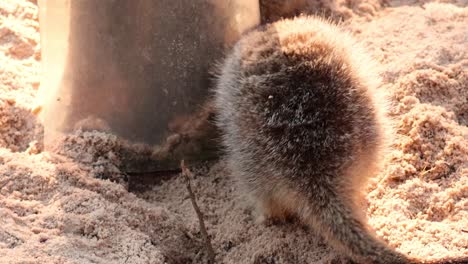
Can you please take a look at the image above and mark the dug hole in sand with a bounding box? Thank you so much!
[0,0,467,263]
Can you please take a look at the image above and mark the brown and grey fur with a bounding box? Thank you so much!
[259,0,375,23]
[259,0,344,23]
[213,16,467,264]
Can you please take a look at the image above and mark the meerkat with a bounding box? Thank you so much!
[213,16,467,264]
[260,0,308,22]
[259,0,342,23]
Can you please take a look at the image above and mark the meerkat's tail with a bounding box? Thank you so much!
[300,187,468,264]
[300,186,410,264]
[422,257,468,264]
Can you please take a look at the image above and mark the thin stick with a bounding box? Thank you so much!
[181,160,215,263]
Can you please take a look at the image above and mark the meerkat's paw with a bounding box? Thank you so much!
[252,211,269,226]
[252,198,294,226]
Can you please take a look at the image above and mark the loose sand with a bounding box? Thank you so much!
[0,0,467,263]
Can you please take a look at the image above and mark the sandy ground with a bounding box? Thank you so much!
[0,0,467,263]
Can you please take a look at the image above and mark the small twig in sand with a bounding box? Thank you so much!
[462,229,468,233]
[181,160,215,263]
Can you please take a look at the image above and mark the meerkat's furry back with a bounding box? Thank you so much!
[213,16,410,264]
[214,16,391,200]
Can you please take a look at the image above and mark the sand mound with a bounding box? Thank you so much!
[0,147,202,264]
[0,0,466,263]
